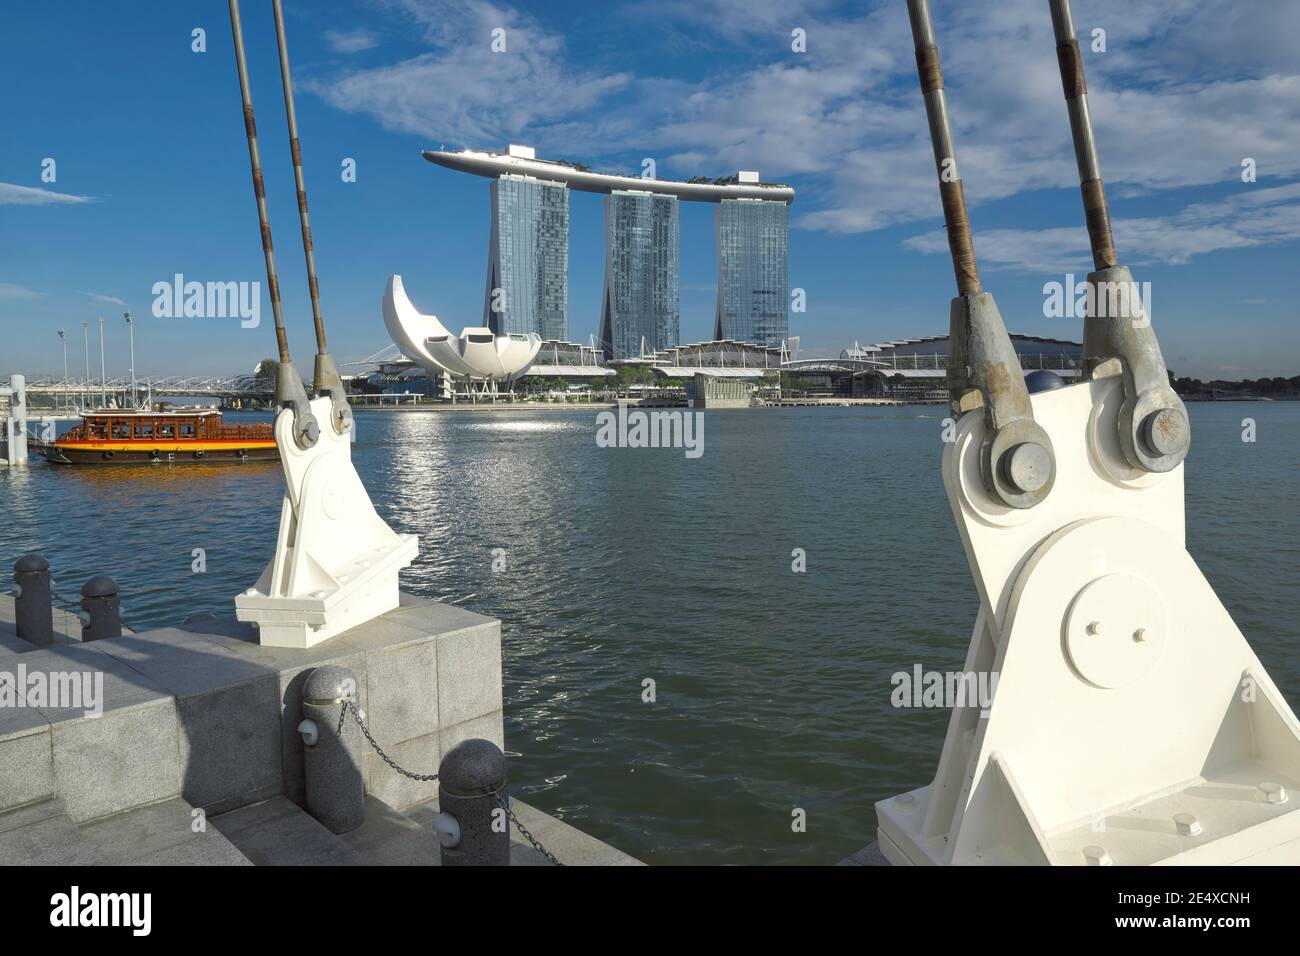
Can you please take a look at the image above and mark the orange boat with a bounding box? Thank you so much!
[35,407,279,465]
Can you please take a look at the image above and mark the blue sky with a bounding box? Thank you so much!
[2,0,1298,379]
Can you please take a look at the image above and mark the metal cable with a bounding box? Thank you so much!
[227,0,292,365]
[271,0,329,356]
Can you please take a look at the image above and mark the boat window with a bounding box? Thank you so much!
[112,420,131,439]
[134,420,154,438]
[179,420,196,438]
[159,422,175,438]
[88,419,108,439]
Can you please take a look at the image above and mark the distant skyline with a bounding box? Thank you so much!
[2,0,1299,379]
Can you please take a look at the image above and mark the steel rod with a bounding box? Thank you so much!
[907,0,980,296]
[228,0,292,365]
[271,0,328,357]
[1049,0,1117,270]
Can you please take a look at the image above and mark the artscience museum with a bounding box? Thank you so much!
[382,274,541,389]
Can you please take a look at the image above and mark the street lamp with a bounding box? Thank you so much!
[57,329,68,412]
[125,312,136,409]
[97,315,107,408]
[82,321,90,412]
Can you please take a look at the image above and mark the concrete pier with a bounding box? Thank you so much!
[0,591,639,865]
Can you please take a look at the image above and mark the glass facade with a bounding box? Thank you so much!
[714,198,788,347]
[599,190,680,360]
[484,174,569,340]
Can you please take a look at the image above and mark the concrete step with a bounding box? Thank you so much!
[0,798,109,865]
[210,796,362,865]
[339,797,442,865]
[404,796,641,866]
[0,796,252,865]
[209,796,444,866]
[79,796,252,865]
[0,790,637,866]
[207,793,630,866]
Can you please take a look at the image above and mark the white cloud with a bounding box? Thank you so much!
[0,283,44,301]
[87,293,127,305]
[903,183,1300,273]
[0,183,95,205]
[637,0,1300,242]
[311,0,1300,254]
[325,28,379,54]
[309,1,631,148]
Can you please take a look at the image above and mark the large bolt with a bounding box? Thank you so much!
[1140,407,1188,459]
[999,441,1051,494]
[1257,782,1288,805]
[1082,844,1112,866]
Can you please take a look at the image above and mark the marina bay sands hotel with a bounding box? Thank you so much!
[422,145,794,360]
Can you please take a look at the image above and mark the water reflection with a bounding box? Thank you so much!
[2,402,1297,865]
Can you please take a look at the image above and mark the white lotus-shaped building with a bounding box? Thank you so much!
[382,274,541,381]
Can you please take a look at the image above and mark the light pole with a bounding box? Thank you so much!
[58,329,68,412]
[82,321,90,411]
[97,315,107,408]
[125,312,136,409]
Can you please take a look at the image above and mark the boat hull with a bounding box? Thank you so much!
[37,442,279,465]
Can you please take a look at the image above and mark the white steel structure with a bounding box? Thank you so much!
[228,0,415,649]
[877,0,1300,866]
[383,274,541,383]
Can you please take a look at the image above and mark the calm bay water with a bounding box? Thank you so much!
[3,402,1298,864]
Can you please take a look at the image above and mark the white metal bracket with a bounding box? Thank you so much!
[235,395,418,648]
[877,373,1300,865]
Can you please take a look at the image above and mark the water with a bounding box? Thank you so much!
[3,402,1297,864]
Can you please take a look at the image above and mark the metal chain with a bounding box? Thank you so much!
[494,792,564,866]
[48,588,80,612]
[337,699,563,865]
[48,588,141,634]
[338,699,439,782]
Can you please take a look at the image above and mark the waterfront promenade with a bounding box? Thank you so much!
[0,590,639,866]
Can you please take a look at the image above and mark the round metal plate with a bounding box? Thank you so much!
[1064,572,1167,688]
[321,475,347,520]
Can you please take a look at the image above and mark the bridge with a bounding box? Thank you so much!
[21,375,271,402]
[15,346,405,409]
[783,351,1081,378]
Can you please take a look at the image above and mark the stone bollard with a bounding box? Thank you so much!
[437,738,510,866]
[79,575,121,641]
[300,666,365,834]
[12,554,54,646]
